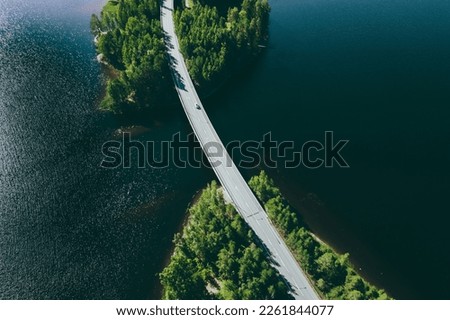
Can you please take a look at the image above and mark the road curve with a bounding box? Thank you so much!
[160,0,319,300]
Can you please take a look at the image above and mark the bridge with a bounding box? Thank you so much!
[160,0,319,300]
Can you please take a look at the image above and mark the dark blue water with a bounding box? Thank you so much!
[208,0,450,299]
[1,0,449,299]
[0,0,211,299]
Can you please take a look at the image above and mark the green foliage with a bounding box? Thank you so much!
[93,0,174,113]
[161,172,391,300]
[90,14,102,35]
[160,182,293,300]
[174,0,270,88]
[93,0,271,111]
[249,171,392,300]
[159,251,210,300]
[97,28,124,68]
[248,170,279,203]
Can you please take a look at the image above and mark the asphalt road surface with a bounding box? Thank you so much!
[160,0,319,300]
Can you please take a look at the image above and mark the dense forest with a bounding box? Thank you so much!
[160,181,293,299]
[248,171,390,300]
[174,0,270,90]
[161,172,391,300]
[91,0,175,113]
[92,0,270,112]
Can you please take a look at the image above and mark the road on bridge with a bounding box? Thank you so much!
[160,0,319,300]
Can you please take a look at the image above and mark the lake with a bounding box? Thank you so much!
[0,0,449,299]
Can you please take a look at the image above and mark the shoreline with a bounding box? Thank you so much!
[91,1,267,138]
[158,187,207,299]
[161,174,391,300]
[267,170,399,296]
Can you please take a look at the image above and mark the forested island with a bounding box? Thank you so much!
[161,171,390,300]
[91,0,270,113]
[174,0,270,92]
[160,180,292,299]
[91,0,174,113]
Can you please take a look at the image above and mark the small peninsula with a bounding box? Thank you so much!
[91,0,173,113]
[91,0,270,113]
[161,171,391,300]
